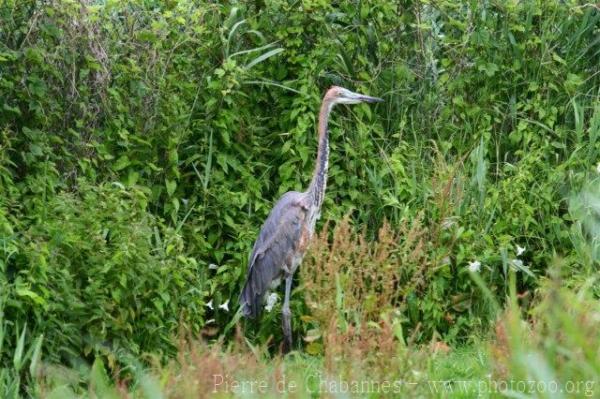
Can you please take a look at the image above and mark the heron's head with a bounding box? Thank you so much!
[325,86,384,105]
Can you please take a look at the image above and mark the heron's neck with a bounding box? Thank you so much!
[308,98,334,207]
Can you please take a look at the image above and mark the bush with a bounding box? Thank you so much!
[1,182,204,367]
[0,0,598,376]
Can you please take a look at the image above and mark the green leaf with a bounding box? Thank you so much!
[3,104,21,116]
[166,179,177,197]
[15,287,46,306]
[113,155,131,171]
[13,325,27,372]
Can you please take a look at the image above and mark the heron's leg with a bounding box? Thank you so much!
[282,274,293,353]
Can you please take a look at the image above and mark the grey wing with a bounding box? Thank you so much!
[239,191,307,318]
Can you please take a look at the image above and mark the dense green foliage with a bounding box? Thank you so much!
[0,0,599,389]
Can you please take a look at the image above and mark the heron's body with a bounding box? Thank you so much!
[240,190,315,318]
[239,86,382,351]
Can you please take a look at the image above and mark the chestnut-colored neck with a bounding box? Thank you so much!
[308,97,334,207]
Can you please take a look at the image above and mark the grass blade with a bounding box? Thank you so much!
[244,47,284,70]
[13,324,26,372]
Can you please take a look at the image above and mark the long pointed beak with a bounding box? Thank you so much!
[357,94,384,103]
[338,89,384,105]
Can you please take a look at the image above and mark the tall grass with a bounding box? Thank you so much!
[22,236,599,397]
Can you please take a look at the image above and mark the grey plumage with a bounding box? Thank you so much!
[240,191,307,318]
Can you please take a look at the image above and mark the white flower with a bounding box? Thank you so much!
[511,259,524,269]
[467,260,481,273]
[265,293,279,312]
[206,299,213,310]
[208,263,218,270]
[596,162,600,174]
[516,245,526,256]
[219,299,230,312]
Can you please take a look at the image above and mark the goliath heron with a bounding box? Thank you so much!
[239,86,383,352]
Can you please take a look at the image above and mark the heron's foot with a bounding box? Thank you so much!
[282,307,292,353]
